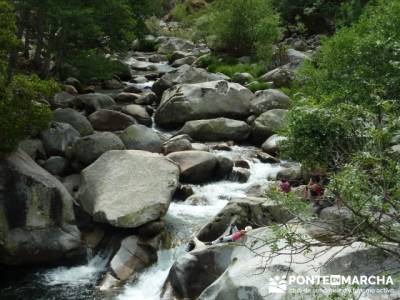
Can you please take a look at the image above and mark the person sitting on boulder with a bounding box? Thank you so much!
[279,179,291,193]
[305,174,326,213]
[206,226,253,245]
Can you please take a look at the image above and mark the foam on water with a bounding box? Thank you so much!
[41,251,110,287]
[117,146,282,300]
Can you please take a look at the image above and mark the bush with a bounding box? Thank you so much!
[63,51,131,83]
[204,0,281,62]
[299,0,400,111]
[0,75,59,154]
[208,62,266,79]
[280,103,373,171]
[272,0,370,34]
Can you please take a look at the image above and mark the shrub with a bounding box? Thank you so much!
[0,75,59,154]
[208,62,266,79]
[63,51,131,83]
[280,103,373,171]
[204,0,281,62]
[299,0,400,111]
[272,0,370,34]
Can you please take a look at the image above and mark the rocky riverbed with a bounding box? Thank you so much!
[1,35,399,300]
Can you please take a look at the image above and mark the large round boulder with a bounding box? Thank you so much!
[155,81,253,126]
[250,89,292,116]
[152,65,230,96]
[40,122,80,156]
[0,150,82,265]
[119,125,162,153]
[157,36,196,54]
[78,150,180,228]
[179,118,251,142]
[163,135,193,155]
[72,132,125,166]
[108,235,159,282]
[53,108,94,136]
[252,109,288,143]
[167,151,218,183]
[88,109,136,132]
[122,104,152,126]
[261,134,288,155]
[50,92,75,109]
[73,93,116,114]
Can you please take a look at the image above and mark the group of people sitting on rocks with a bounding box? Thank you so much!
[279,173,333,213]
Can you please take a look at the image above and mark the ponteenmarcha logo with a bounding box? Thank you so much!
[268,275,394,294]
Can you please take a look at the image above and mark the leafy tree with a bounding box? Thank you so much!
[281,0,400,171]
[0,0,18,80]
[0,75,58,155]
[299,0,400,110]
[11,0,137,78]
[0,1,58,155]
[203,0,281,62]
[268,0,400,268]
[272,0,370,34]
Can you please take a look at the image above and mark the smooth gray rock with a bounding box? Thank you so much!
[197,197,293,242]
[163,135,193,154]
[50,92,75,109]
[0,150,82,265]
[79,150,179,228]
[40,122,80,156]
[261,134,287,155]
[18,139,46,160]
[53,108,94,136]
[179,118,251,142]
[152,65,229,96]
[252,109,288,143]
[43,156,68,176]
[109,235,159,281]
[88,109,136,131]
[122,104,152,126]
[114,92,140,103]
[74,93,116,113]
[250,89,292,116]
[72,132,125,166]
[119,125,162,153]
[157,36,196,54]
[155,81,253,126]
[167,151,217,183]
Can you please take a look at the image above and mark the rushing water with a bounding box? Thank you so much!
[0,146,281,300]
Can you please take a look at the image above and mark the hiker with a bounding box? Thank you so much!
[206,226,253,245]
[305,174,326,213]
[279,179,291,193]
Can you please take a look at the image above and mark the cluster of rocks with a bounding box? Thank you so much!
[0,35,312,290]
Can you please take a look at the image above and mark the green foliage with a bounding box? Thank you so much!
[282,0,400,171]
[280,104,373,171]
[329,153,400,245]
[11,0,141,77]
[246,81,270,93]
[272,0,370,34]
[0,0,18,75]
[208,62,266,79]
[203,0,281,62]
[299,0,400,110]
[63,51,130,83]
[0,75,59,154]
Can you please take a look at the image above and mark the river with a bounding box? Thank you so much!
[0,146,281,300]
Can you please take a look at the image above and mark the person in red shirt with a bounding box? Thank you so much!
[279,179,291,193]
[207,226,253,245]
